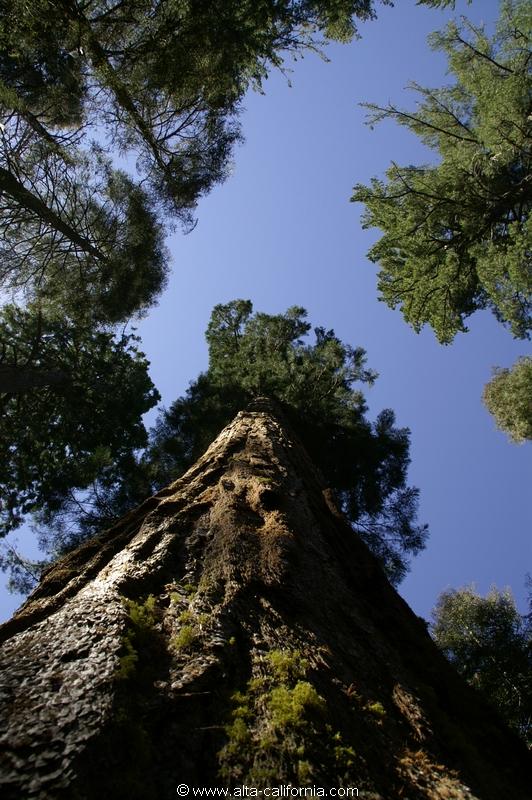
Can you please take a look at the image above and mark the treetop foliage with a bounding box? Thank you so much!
[31,301,428,587]
[352,0,531,344]
[0,304,159,536]
[432,584,532,746]
[205,299,377,412]
[482,355,532,443]
[417,1,470,8]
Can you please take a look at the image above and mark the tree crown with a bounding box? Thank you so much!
[432,583,532,745]
[482,355,532,443]
[352,0,531,344]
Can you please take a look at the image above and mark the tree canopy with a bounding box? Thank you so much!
[0,131,167,323]
[432,584,532,746]
[352,0,531,344]
[29,301,427,588]
[0,304,159,537]
[0,1,391,326]
[482,355,532,443]
[1,0,384,225]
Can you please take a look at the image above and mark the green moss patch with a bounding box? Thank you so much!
[218,648,359,786]
[116,595,157,681]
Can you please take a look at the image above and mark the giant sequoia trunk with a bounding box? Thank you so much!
[0,400,530,798]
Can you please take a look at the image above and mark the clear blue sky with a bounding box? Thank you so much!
[1,0,530,622]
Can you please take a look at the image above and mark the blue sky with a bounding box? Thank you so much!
[1,0,530,622]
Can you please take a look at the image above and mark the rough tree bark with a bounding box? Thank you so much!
[0,399,530,799]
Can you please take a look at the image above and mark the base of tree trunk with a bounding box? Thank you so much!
[0,400,530,798]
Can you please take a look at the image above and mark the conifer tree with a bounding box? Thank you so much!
[28,301,427,589]
[0,305,159,537]
[0,117,167,323]
[1,0,383,224]
[352,1,531,344]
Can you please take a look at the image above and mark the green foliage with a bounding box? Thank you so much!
[352,1,531,343]
[1,1,383,226]
[432,585,532,746]
[482,356,532,443]
[128,594,157,628]
[0,305,159,538]
[0,137,168,324]
[417,1,468,7]
[116,635,139,682]
[333,741,357,768]
[0,2,394,589]
[0,0,86,127]
[0,539,48,595]
[205,298,377,400]
[171,605,211,652]
[0,0,386,344]
[268,682,326,728]
[106,594,161,798]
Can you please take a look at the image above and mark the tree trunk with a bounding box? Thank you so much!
[0,399,529,799]
[0,364,68,393]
